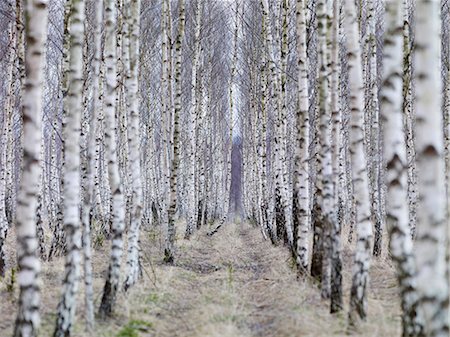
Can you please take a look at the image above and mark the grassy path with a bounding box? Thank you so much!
[0,221,401,336]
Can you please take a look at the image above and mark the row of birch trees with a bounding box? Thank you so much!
[238,0,449,336]
[0,0,236,335]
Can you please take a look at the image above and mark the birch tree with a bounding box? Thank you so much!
[0,22,15,277]
[312,0,334,299]
[259,1,274,241]
[294,0,310,273]
[185,0,203,238]
[402,0,416,237]
[329,0,343,314]
[366,0,383,257]
[99,0,126,317]
[13,0,49,335]
[343,0,373,324]
[124,0,143,290]
[53,0,85,334]
[278,0,293,247]
[414,0,449,334]
[165,0,185,264]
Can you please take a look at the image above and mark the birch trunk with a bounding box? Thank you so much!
[0,23,15,277]
[329,0,343,314]
[160,0,171,241]
[165,0,185,264]
[343,0,373,324]
[99,0,126,317]
[53,0,85,335]
[13,0,48,335]
[185,0,203,238]
[124,0,143,290]
[260,7,275,242]
[279,0,293,246]
[294,0,310,272]
[414,0,449,334]
[313,0,334,299]
[402,0,416,237]
[196,71,207,229]
[367,0,383,257]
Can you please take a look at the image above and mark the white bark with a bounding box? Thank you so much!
[165,0,185,263]
[329,0,342,314]
[414,0,449,334]
[294,0,310,272]
[0,23,15,277]
[185,0,203,237]
[160,0,171,238]
[279,0,293,246]
[367,0,383,257]
[402,0,416,237]
[260,4,275,241]
[315,0,333,299]
[13,0,49,335]
[99,0,126,317]
[124,0,143,290]
[54,0,85,335]
[343,0,373,324]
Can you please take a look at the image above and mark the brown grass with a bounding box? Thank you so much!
[0,220,401,336]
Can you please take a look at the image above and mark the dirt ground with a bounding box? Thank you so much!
[0,220,401,336]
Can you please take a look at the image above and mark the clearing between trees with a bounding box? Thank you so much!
[1,221,400,337]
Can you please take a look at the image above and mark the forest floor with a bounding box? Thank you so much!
[0,220,401,337]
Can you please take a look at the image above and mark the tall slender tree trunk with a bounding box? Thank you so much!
[313,0,334,299]
[13,0,49,335]
[366,0,383,257]
[165,0,185,264]
[343,0,373,325]
[53,0,85,335]
[124,0,143,290]
[414,1,449,335]
[160,0,171,245]
[185,0,203,238]
[279,0,293,247]
[0,23,16,278]
[402,0,416,238]
[260,3,275,242]
[329,0,343,314]
[294,0,310,273]
[99,0,126,318]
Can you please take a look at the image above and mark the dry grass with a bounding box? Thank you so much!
[0,220,401,336]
